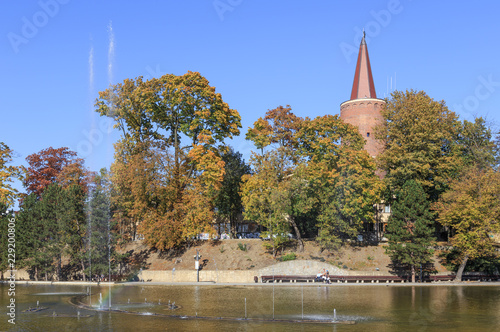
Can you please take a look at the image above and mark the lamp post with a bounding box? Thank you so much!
[194,249,201,282]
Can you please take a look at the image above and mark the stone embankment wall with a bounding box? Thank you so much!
[139,260,374,283]
[140,269,257,283]
[2,269,30,280]
[259,260,345,276]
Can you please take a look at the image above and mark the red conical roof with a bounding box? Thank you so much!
[350,33,377,100]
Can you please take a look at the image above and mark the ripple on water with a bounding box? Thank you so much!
[290,313,374,322]
[31,292,88,296]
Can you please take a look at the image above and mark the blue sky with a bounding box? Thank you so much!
[2,0,500,196]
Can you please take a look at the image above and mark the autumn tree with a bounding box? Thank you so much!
[96,71,241,250]
[296,115,383,250]
[457,117,497,170]
[213,147,251,237]
[24,147,92,198]
[0,203,14,279]
[385,180,435,282]
[243,105,306,252]
[242,150,298,256]
[375,90,461,202]
[495,132,500,167]
[0,142,24,207]
[243,108,382,253]
[434,167,500,281]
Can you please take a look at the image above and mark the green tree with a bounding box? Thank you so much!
[62,184,87,281]
[434,167,500,281]
[385,180,435,283]
[376,90,460,202]
[214,147,251,237]
[37,183,67,281]
[97,71,241,250]
[87,170,114,278]
[16,193,51,281]
[15,183,87,281]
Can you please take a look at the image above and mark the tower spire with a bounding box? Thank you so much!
[340,31,385,159]
[350,31,377,100]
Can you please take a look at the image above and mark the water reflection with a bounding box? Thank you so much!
[2,283,500,331]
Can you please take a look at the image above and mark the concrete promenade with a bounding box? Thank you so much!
[5,260,497,286]
[7,280,500,287]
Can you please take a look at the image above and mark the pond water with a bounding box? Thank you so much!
[1,283,500,331]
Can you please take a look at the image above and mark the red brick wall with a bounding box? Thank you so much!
[340,98,385,158]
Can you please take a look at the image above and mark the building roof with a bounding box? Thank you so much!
[350,32,377,100]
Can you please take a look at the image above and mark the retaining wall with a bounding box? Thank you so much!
[139,269,257,283]
[140,260,355,283]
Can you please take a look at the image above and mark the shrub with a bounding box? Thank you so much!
[237,242,247,251]
[281,253,296,262]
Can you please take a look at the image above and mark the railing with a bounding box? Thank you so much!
[260,274,500,283]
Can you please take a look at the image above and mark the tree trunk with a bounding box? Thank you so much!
[230,214,237,238]
[455,255,469,282]
[58,254,62,281]
[288,216,304,252]
[81,260,86,282]
[35,266,38,281]
[411,264,416,283]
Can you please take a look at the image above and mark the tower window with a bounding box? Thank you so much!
[367,132,370,137]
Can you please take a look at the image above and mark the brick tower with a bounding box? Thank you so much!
[340,32,385,158]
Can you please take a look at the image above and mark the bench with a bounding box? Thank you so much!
[261,275,411,283]
[461,274,500,282]
[428,275,455,282]
[261,275,318,283]
[260,274,500,283]
[330,275,410,283]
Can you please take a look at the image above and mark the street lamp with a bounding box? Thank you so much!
[194,249,201,282]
